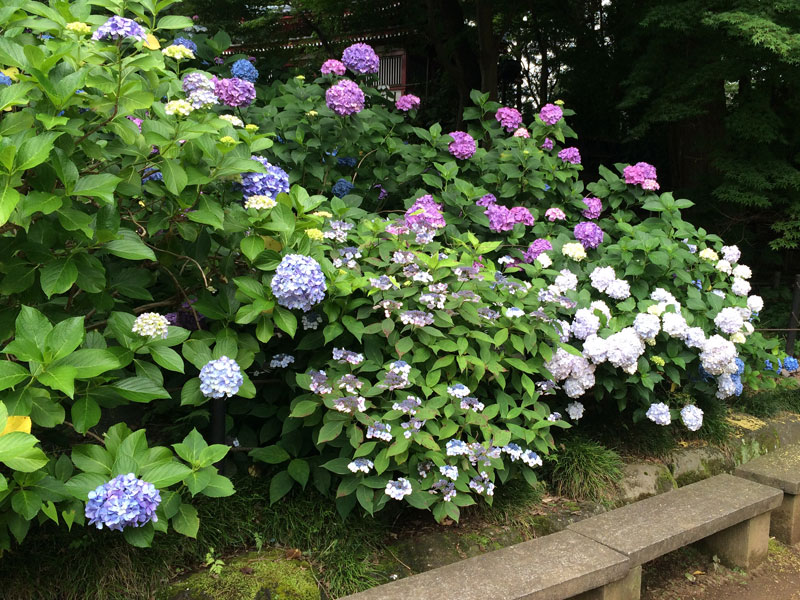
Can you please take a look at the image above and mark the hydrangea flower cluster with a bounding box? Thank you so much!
[270,254,327,312]
[539,103,563,125]
[484,203,534,233]
[214,77,256,107]
[582,197,602,219]
[558,147,581,164]
[244,195,277,210]
[333,348,365,365]
[385,478,412,500]
[544,348,596,398]
[182,72,218,108]
[623,162,659,190]
[495,107,523,132]
[382,360,411,389]
[231,59,259,83]
[681,405,704,431]
[170,37,197,53]
[447,131,477,160]
[524,239,553,263]
[332,178,354,198]
[240,156,289,201]
[646,402,671,425]
[162,44,194,60]
[325,79,365,115]
[320,59,346,75]
[396,94,420,111]
[91,16,146,41]
[348,458,373,474]
[85,474,160,531]
[270,354,295,368]
[341,43,380,74]
[545,207,566,221]
[513,127,530,138]
[199,356,243,399]
[131,312,170,339]
[164,99,193,116]
[574,222,604,249]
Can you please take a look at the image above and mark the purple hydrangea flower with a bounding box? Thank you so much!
[542,137,554,151]
[495,106,522,132]
[91,16,146,42]
[214,77,256,107]
[447,131,477,160]
[524,238,553,263]
[484,204,533,232]
[321,59,346,75]
[171,37,197,53]
[271,254,327,312]
[574,221,604,249]
[476,193,497,207]
[231,58,258,83]
[623,162,659,190]
[405,195,446,229]
[182,72,218,108]
[85,473,160,531]
[341,43,380,74]
[558,147,581,164]
[582,197,602,219]
[126,116,143,132]
[199,356,243,398]
[326,79,365,116]
[508,206,534,226]
[396,94,421,111]
[539,103,563,125]
[241,155,289,201]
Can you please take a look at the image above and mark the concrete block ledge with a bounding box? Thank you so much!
[339,530,632,600]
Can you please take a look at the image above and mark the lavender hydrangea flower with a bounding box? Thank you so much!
[539,103,563,125]
[333,395,366,413]
[182,72,218,108]
[396,94,420,111]
[447,131,477,160]
[230,58,259,83]
[405,195,446,230]
[495,106,523,132]
[382,360,411,389]
[558,147,581,164]
[385,477,412,500]
[366,422,392,442]
[214,77,256,107]
[241,156,289,201]
[680,405,704,431]
[646,402,671,426]
[392,395,421,414]
[271,254,327,312]
[333,348,364,365]
[91,16,146,42]
[85,473,160,531]
[348,458,373,474]
[309,370,332,395]
[542,137,554,151]
[341,43,380,74]
[326,79,365,116]
[270,353,295,368]
[566,401,585,421]
[605,279,631,300]
[324,220,353,243]
[523,239,553,263]
[571,308,600,340]
[574,221,604,249]
[582,197,602,219]
[320,59,346,75]
[199,356,243,398]
[400,310,434,327]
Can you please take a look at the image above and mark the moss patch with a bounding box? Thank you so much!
[157,552,319,600]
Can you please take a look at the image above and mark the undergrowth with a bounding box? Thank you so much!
[544,436,624,502]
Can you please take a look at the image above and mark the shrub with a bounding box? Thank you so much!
[0,0,787,549]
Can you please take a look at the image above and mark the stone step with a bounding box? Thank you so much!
[735,441,800,544]
[338,530,633,600]
[567,473,782,567]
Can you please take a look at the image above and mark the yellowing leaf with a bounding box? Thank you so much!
[143,34,161,50]
[1,416,31,436]
[1,67,19,82]
[262,236,282,251]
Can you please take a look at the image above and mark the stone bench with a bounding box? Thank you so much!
[735,442,800,544]
[339,529,637,600]
[568,473,782,570]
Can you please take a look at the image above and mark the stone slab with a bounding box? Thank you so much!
[735,442,800,495]
[701,511,771,570]
[567,474,782,565]
[339,530,631,600]
[769,492,800,545]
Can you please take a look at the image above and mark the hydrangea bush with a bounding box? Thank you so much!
[0,0,787,546]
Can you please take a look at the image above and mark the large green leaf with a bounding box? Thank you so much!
[111,377,170,403]
[71,173,121,204]
[105,230,156,261]
[171,504,199,538]
[39,258,78,298]
[0,361,29,391]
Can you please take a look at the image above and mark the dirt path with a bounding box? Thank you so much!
[642,539,800,599]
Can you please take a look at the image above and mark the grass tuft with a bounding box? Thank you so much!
[545,437,624,502]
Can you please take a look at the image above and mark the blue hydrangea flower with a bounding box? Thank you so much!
[142,168,163,183]
[171,37,197,53]
[270,254,327,312]
[85,473,160,531]
[337,156,357,168]
[231,58,259,83]
[199,356,243,398]
[240,155,289,201]
[332,178,354,198]
[91,16,146,42]
[646,402,671,426]
[0,74,12,86]
[785,356,799,373]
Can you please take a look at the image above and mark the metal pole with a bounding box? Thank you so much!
[785,274,800,356]
[211,397,225,445]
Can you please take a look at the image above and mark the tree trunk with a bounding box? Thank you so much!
[475,0,498,100]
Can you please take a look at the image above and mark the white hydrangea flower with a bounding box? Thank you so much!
[730,332,746,344]
[646,402,671,426]
[647,303,666,317]
[700,334,738,375]
[747,295,764,313]
[566,401,585,421]
[562,242,587,261]
[590,300,611,324]
[131,312,170,339]
[684,327,706,349]
[571,308,601,340]
[732,265,752,280]
[605,279,631,300]
[589,266,616,293]
[714,307,744,335]
[699,248,719,262]
[582,334,608,364]
[244,195,277,210]
[715,259,732,275]
[731,277,750,297]
[716,373,737,399]
[680,405,704,431]
[606,327,645,374]
[219,114,244,127]
[662,312,689,339]
[536,253,552,268]
[164,99,194,116]
[721,245,741,263]
[555,269,578,292]
[633,313,661,341]
[743,322,754,335]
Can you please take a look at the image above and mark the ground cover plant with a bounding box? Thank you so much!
[0,0,794,558]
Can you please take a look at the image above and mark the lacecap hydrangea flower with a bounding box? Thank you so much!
[240,155,289,201]
[85,473,160,531]
[131,312,170,339]
[92,16,146,42]
[214,77,256,107]
[199,356,243,398]
[320,59,346,75]
[325,79,365,116]
[230,58,258,83]
[396,94,421,111]
[447,131,477,160]
[341,43,380,74]
[495,106,522,132]
[271,254,327,312]
[385,478,412,500]
[539,103,563,125]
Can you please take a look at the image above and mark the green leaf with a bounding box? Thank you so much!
[72,173,121,205]
[181,340,212,370]
[161,159,188,195]
[201,473,235,497]
[318,421,344,444]
[289,400,319,418]
[249,445,290,464]
[0,361,29,391]
[149,346,184,373]
[111,377,170,403]
[273,306,297,337]
[288,458,310,488]
[71,396,101,434]
[240,236,264,262]
[39,258,78,297]
[187,196,224,229]
[45,317,85,361]
[71,444,113,475]
[269,470,294,504]
[123,523,154,547]
[64,472,107,499]
[37,366,76,398]
[157,15,194,29]
[105,231,156,261]
[197,444,229,467]
[0,176,20,227]
[141,461,193,488]
[29,391,66,426]
[52,348,129,378]
[14,132,61,171]
[11,489,42,521]
[172,429,207,465]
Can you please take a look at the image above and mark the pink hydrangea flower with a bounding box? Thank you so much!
[539,103,563,125]
[448,131,477,160]
[545,207,566,221]
[495,107,522,132]
[512,127,530,138]
[396,94,420,111]
[321,59,346,75]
